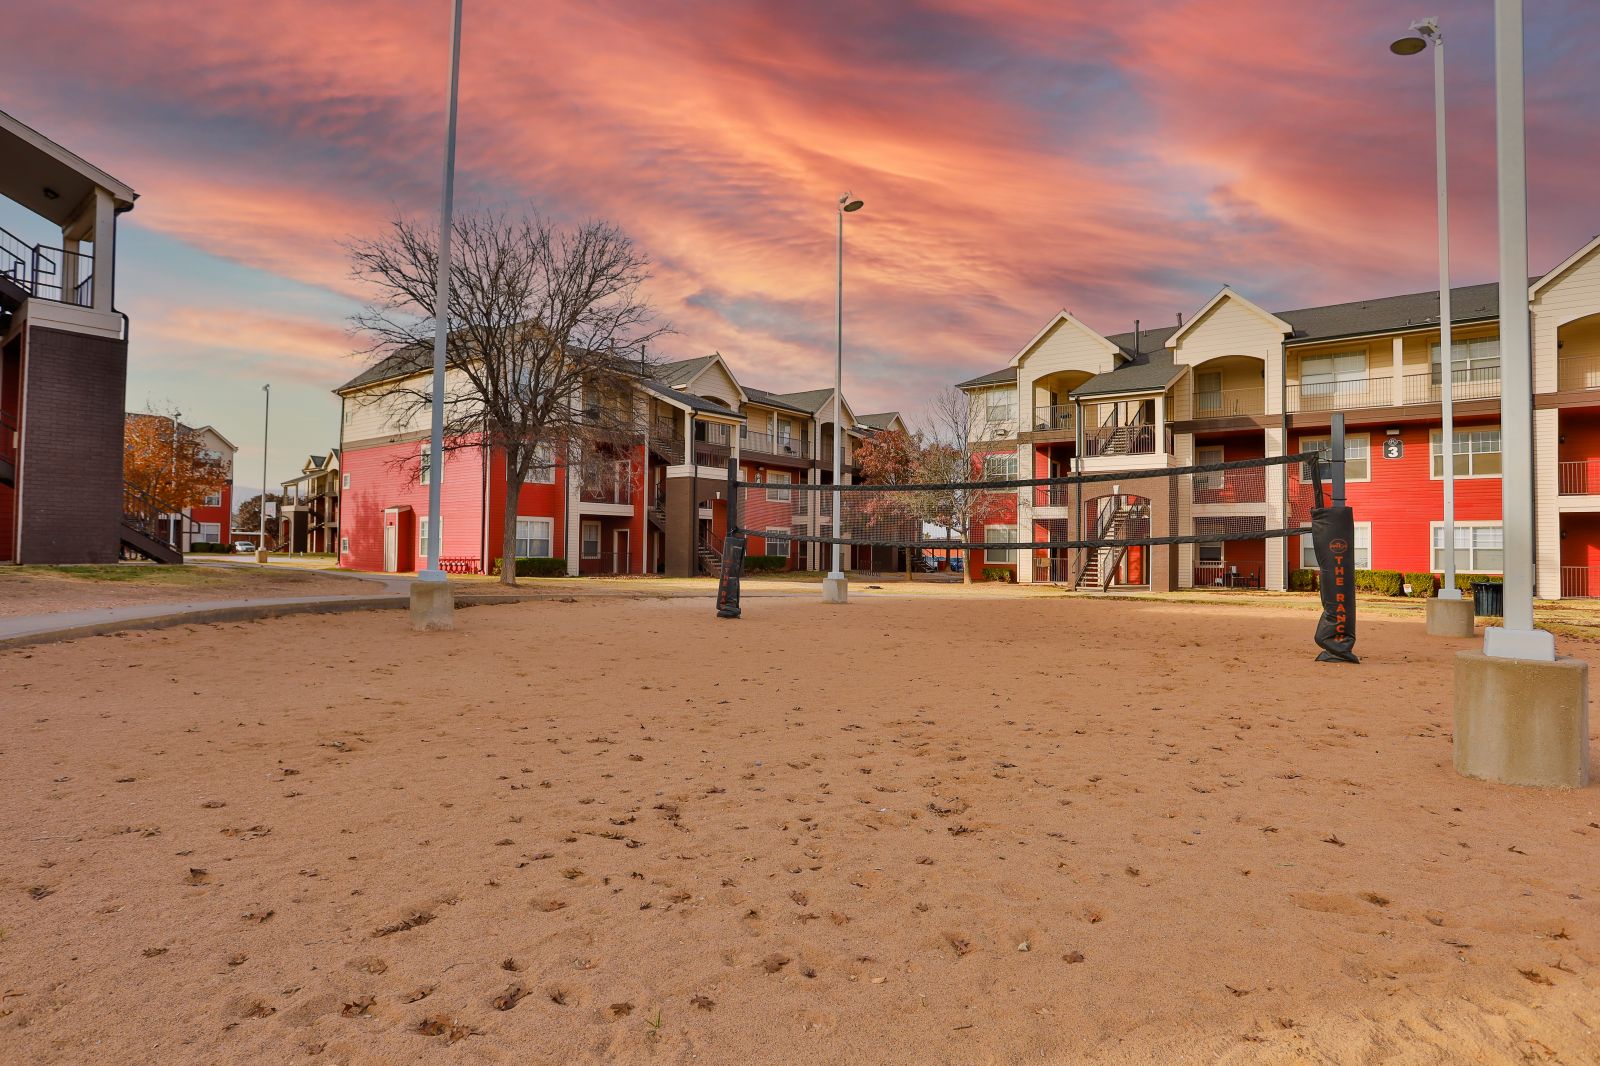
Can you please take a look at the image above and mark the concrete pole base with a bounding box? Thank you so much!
[255,549,268,565]
[821,574,849,604]
[1425,596,1476,637]
[410,579,456,631]
[1453,651,1589,788]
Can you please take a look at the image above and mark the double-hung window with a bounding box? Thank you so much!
[524,444,556,484]
[1432,524,1503,573]
[1301,523,1371,569]
[1195,445,1226,492]
[765,471,792,501]
[581,520,602,560]
[765,528,791,558]
[983,452,1018,482]
[202,491,222,508]
[985,387,1017,428]
[419,444,436,486]
[515,517,553,558]
[1430,337,1501,388]
[985,526,1017,565]
[1430,427,1501,478]
[1299,351,1369,404]
[418,516,441,557]
[1300,434,1370,481]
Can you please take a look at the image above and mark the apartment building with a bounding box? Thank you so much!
[956,232,1600,598]
[123,414,237,551]
[279,450,339,553]
[1,109,139,563]
[333,350,902,578]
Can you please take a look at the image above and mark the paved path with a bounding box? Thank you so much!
[0,592,412,648]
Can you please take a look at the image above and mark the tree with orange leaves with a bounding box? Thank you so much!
[124,412,229,518]
[854,425,925,578]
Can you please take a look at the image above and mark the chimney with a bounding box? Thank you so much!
[1176,311,1184,327]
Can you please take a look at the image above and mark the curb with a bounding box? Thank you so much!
[0,594,532,653]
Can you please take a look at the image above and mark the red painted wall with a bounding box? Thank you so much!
[1297,419,1502,573]
[972,446,1018,577]
[340,436,487,573]
[483,448,570,573]
[189,481,233,546]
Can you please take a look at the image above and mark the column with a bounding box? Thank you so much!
[1264,425,1287,590]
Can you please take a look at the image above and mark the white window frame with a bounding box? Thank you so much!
[342,473,351,490]
[1429,427,1501,479]
[202,490,222,508]
[524,444,556,484]
[1300,521,1372,570]
[765,470,792,501]
[515,515,554,559]
[984,525,1017,565]
[580,520,602,560]
[1299,433,1370,482]
[985,386,1017,425]
[765,528,791,558]
[1299,350,1369,389]
[983,452,1018,482]
[1430,521,1503,575]
[418,516,441,557]
[1429,336,1501,384]
[194,522,221,544]
[419,443,436,486]
[340,536,349,553]
[1195,445,1225,491]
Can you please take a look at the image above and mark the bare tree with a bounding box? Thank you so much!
[919,388,1013,584]
[348,210,669,585]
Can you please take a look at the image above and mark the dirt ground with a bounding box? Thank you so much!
[0,564,376,619]
[2,595,1597,1065]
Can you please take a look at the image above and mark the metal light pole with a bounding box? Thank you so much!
[824,193,864,604]
[258,385,269,562]
[420,0,463,583]
[1392,19,1461,602]
[170,410,181,549]
[1483,0,1551,659]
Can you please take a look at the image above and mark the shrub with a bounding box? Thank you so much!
[982,566,1014,583]
[491,556,568,577]
[1404,572,1437,598]
[1288,568,1319,592]
[1456,573,1500,593]
[187,542,231,553]
[1354,569,1405,596]
[743,555,788,573]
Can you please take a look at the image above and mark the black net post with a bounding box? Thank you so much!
[1312,415,1358,662]
[716,456,744,619]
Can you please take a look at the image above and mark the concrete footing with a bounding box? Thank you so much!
[1453,651,1589,788]
[410,579,456,631]
[255,549,268,565]
[821,575,849,604]
[1425,597,1476,637]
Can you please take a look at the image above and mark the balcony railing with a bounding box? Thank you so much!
[1557,353,1600,393]
[649,431,686,464]
[1032,482,1073,508]
[1033,556,1073,583]
[1401,365,1502,404]
[1193,563,1262,588]
[1192,468,1266,505]
[694,440,731,467]
[1189,385,1266,420]
[1560,566,1600,598]
[1558,460,1600,496]
[579,460,634,505]
[1084,423,1156,457]
[741,430,810,461]
[0,226,95,307]
[1285,376,1392,413]
[1030,405,1075,433]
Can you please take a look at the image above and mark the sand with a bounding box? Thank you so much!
[2,594,1597,1065]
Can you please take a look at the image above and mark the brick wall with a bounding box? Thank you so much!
[18,325,128,564]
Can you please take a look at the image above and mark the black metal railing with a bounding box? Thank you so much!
[741,430,810,460]
[0,225,95,307]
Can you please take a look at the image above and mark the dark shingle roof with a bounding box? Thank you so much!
[742,386,814,415]
[656,355,717,388]
[638,379,744,418]
[856,412,901,431]
[956,366,1017,388]
[767,388,835,414]
[336,343,431,394]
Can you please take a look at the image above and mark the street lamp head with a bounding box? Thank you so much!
[839,194,864,213]
[1389,35,1427,55]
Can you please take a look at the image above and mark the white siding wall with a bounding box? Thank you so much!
[688,361,744,410]
[1170,297,1287,415]
[1533,246,1600,393]
[1016,317,1119,426]
[1535,407,1561,599]
[343,367,483,445]
[1264,425,1286,591]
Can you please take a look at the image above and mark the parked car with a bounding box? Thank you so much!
[234,541,257,553]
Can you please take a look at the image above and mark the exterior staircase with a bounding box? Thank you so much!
[120,485,183,564]
[696,542,722,578]
[1074,499,1134,591]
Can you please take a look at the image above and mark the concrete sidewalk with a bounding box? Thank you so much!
[0,592,413,649]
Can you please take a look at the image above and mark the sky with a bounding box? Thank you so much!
[3,0,1598,498]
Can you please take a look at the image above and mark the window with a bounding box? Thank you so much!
[985,525,1017,565]
[1198,543,1224,564]
[1300,351,1369,389]
[342,473,350,490]
[419,444,436,485]
[202,491,222,508]
[1300,433,1370,481]
[524,444,556,484]
[1430,337,1501,385]
[1195,445,1225,491]
[1432,524,1503,574]
[1196,371,1223,415]
[983,452,1018,481]
[1301,522,1372,569]
[581,520,602,560]
[340,537,349,553]
[1430,427,1501,478]
[765,471,792,501]
[765,528,791,558]
[195,523,221,544]
[515,516,553,558]
[418,516,441,557]
[985,387,1017,424]
[777,420,798,454]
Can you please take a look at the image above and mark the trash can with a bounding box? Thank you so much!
[1470,580,1503,617]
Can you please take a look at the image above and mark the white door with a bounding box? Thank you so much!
[383,524,397,573]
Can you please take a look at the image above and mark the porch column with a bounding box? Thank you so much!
[1016,440,1034,584]
[91,188,116,314]
[1392,336,1405,405]
[1174,431,1195,588]
[1534,407,1561,598]
[564,441,581,576]
[1264,426,1287,590]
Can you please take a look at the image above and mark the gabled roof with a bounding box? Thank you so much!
[856,412,902,431]
[656,355,717,387]
[956,366,1018,389]
[766,388,835,414]
[638,378,745,419]
[1166,287,1292,349]
[336,342,430,394]
[1007,309,1122,367]
[0,108,137,225]
[742,386,815,416]
[1073,324,1183,398]
[1530,233,1600,298]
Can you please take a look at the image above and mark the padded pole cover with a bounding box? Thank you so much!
[1312,504,1359,663]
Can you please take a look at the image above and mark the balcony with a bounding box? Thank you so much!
[1189,384,1265,420]
[579,460,634,505]
[1558,460,1600,496]
[1400,365,1502,405]
[1557,352,1600,393]
[1285,376,1393,413]
[649,430,686,464]
[1192,467,1266,505]
[742,430,810,462]
[1030,405,1075,434]
[1083,423,1156,458]
[0,226,94,307]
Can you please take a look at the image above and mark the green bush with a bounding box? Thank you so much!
[1288,568,1319,592]
[1353,569,1406,597]
[1404,572,1437,598]
[743,555,788,573]
[982,566,1014,583]
[491,556,568,577]
[187,542,231,553]
[1456,573,1500,593]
